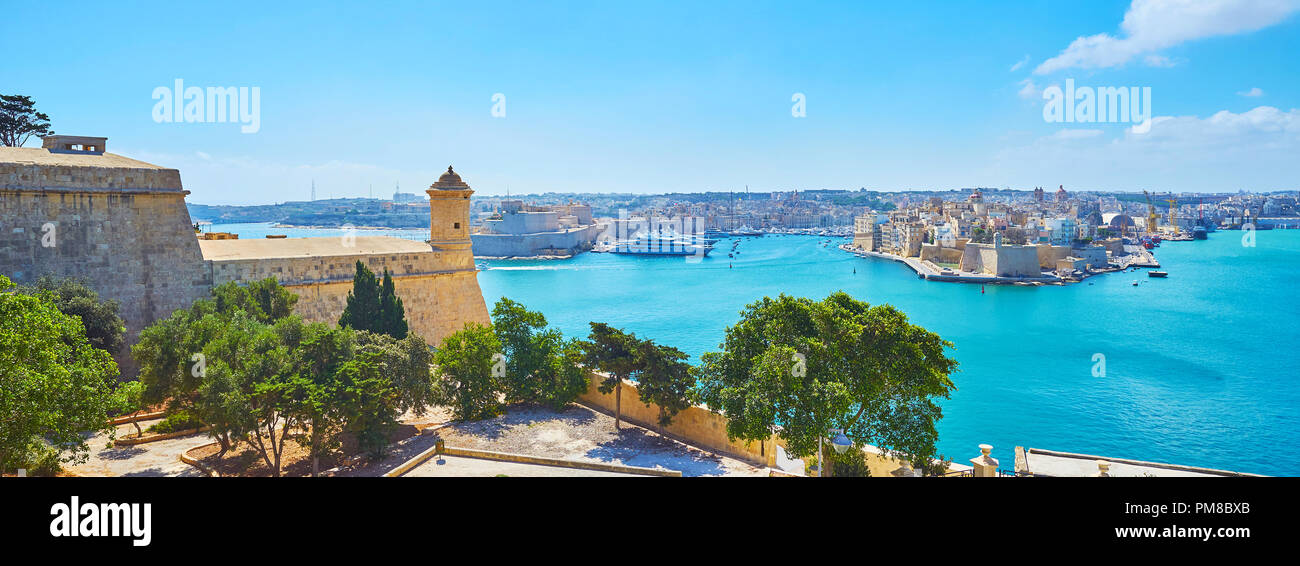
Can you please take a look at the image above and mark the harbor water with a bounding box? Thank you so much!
[212,223,1300,475]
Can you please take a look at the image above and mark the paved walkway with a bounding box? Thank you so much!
[430,404,766,477]
[64,419,206,477]
[404,455,647,477]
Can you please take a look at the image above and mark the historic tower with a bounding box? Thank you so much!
[427,165,476,265]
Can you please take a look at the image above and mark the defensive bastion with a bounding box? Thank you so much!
[0,136,489,376]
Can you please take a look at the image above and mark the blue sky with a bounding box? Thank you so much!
[5,0,1298,204]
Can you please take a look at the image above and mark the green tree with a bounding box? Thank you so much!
[491,298,588,410]
[22,275,125,356]
[134,279,298,456]
[112,381,148,438]
[211,278,297,324]
[349,330,436,457]
[201,314,293,476]
[635,340,694,426]
[279,319,355,476]
[339,261,384,334]
[0,275,118,474]
[378,268,408,339]
[582,322,642,431]
[695,292,958,468]
[336,351,402,459]
[356,330,436,416]
[432,323,504,421]
[248,277,299,322]
[0,94,53,147]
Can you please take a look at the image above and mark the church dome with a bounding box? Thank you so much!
[431,166,470,190]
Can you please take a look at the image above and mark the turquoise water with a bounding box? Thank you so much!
[213,223,1300,475]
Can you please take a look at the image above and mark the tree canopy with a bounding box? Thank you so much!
[338,261,408,339]
[133,277,433,476]
[582,322,642,430]
[21,275,126,356]
[0,275,118,473]
[491,298,587,410]
[432,322,505,421]
[635,339,694,426]
[695,292,958,467]
[0,94,53,147]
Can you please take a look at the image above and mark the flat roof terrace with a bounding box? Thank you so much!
[0,146,168,170]
[198,236,432,261]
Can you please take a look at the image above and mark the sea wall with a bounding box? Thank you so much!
[471,225,601,257]
[1035,245,1073,269]
[575,374,931,476]
[960,243,1040,277]
[920,244,963,264]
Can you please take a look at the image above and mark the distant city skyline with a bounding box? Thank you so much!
[6,0,1299,204]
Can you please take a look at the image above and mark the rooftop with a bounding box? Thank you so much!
[430,165,470,190]
[199,236,431,261]
[0,146,170,170]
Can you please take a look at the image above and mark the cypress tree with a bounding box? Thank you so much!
[339,261,381,333]
[378,268,408,339]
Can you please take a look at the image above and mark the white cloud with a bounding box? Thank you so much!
[1035,0,1300,74]
[988,106,1300,191]
[1143,54,1176,67]
[1018,78,1043,100]
[1010,55,1030,72]
[1238,87,1266,97]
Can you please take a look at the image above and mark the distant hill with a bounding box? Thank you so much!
[188,198,429,229]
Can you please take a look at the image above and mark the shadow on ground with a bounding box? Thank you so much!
[584,426,730,477]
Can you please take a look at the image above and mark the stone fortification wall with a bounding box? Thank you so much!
[470,225,601,257]
[1035,244,1074,268]
[0,162,212,376]
[960,243,1041,277]
[202,237,489,347]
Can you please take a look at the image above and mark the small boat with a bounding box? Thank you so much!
[1148,271,1168,278]
[1132,280,1139,286]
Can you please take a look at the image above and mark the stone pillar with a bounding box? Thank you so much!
[970,443,998,477]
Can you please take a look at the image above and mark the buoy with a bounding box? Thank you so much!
[981,284,985,294]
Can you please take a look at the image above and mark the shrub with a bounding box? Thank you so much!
[148,410,203,434]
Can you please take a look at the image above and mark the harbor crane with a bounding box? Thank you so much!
[1164,198,1179,236]
[1142,190,1159,234]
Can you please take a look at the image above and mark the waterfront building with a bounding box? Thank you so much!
[471,198,604,257]
[1045,217,1077,246]
[958,232,1042,277]
[969,188,988,216]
